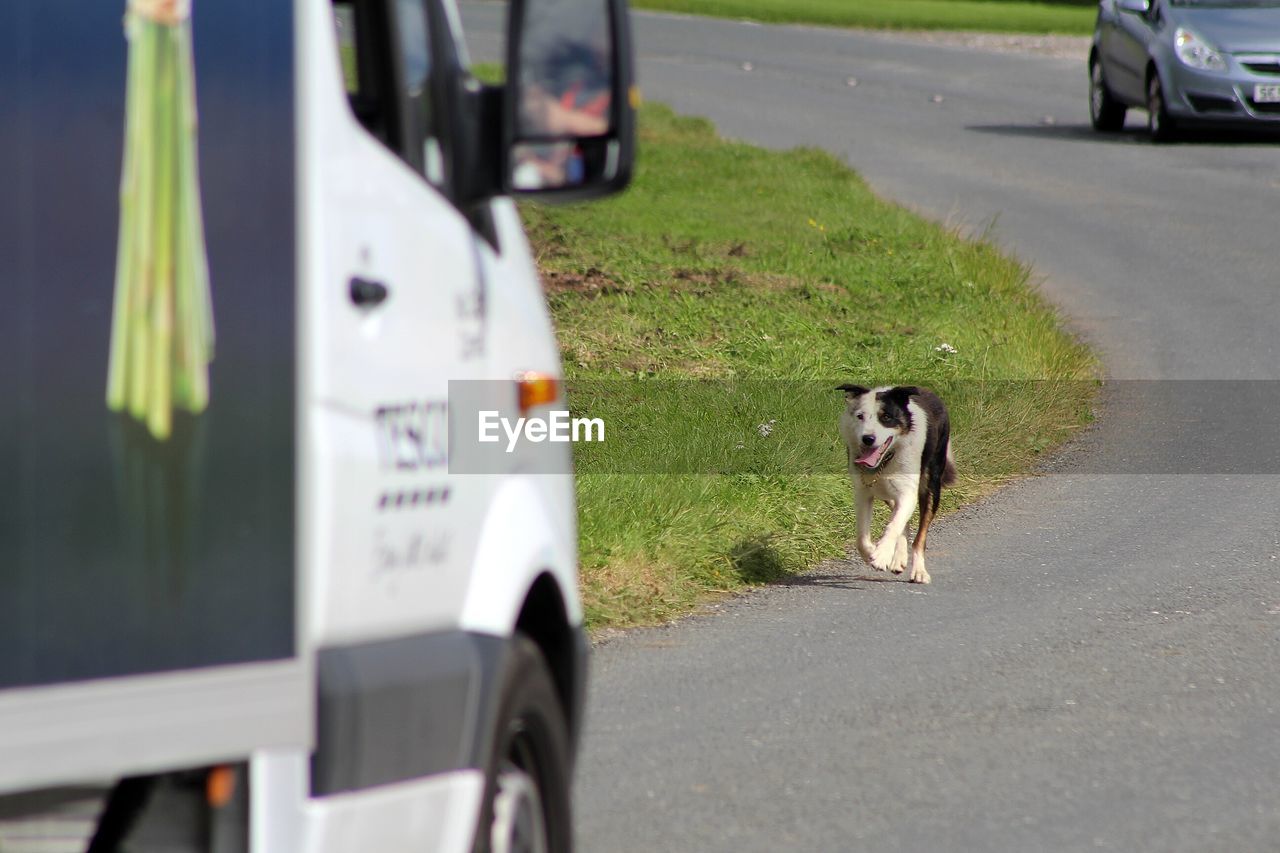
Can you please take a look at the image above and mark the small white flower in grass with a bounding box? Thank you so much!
[935,342,958,355]
[757,419,777,438]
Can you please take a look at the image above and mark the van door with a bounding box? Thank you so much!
[307,0,487,645]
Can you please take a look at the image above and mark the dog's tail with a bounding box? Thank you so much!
[942,440,957,487]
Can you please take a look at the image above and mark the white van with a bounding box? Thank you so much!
[0,0,633,849]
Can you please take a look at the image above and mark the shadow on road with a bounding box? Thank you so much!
[967,122,1280,147]
[770,567,907,591]
[776,572,870,591]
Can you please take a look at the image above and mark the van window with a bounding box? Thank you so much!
[394,0,445,186]
[333,3,360,95]
[331,0,445,189]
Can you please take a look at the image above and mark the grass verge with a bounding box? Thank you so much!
[525,103,1097,629]
[630,0,1096,35]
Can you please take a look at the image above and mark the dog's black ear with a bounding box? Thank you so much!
[881,385,920,409]
[835,383,869,398]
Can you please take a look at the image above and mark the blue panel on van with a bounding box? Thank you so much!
[0,0,295,687]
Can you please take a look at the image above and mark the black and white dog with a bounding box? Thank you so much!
[837,385,956,584]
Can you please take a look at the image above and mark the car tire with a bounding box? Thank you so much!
[1147,72,1178,142]
[474,636,573,853]
[1089,58,1127,131]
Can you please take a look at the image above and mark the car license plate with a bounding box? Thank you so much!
[1255,84,1280,103]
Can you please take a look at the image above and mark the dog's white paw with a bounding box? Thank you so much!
[868,541,896,571]
[908,557,931,585]
[889,536,909,574]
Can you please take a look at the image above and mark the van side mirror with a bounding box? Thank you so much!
[504,0,636,201]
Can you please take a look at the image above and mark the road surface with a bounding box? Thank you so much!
[461,6,1280,850]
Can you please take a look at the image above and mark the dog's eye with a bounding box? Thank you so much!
[878,414,896,427]
[855,413,864,421]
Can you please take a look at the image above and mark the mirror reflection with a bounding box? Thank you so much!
[515,0,614,139]
[512,141,587,189]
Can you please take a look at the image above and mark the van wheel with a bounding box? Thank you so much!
[1089,58,1126,131]
[476,637,572,853]
[1147,73,1178,142]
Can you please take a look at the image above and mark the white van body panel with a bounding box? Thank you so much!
[460,475,581,633]
[252,750,482,853]
[304,771,483,853]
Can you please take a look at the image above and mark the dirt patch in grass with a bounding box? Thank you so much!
[542,268,631,297]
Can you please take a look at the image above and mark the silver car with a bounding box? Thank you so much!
[1089,0,1280,139]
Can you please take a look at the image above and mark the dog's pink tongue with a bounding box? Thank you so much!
[856,444,884,468]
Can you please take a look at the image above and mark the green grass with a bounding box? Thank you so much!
[525,103,1097,629]
[631,0,1096,35]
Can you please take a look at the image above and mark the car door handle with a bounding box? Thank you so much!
[349,276,389,307]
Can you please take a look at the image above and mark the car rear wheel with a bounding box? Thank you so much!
[1089,59,1126,131]
[1147,73,1178,142]
[475,637,573,853]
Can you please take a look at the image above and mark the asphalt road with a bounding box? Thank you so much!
[461,6,1280,850]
